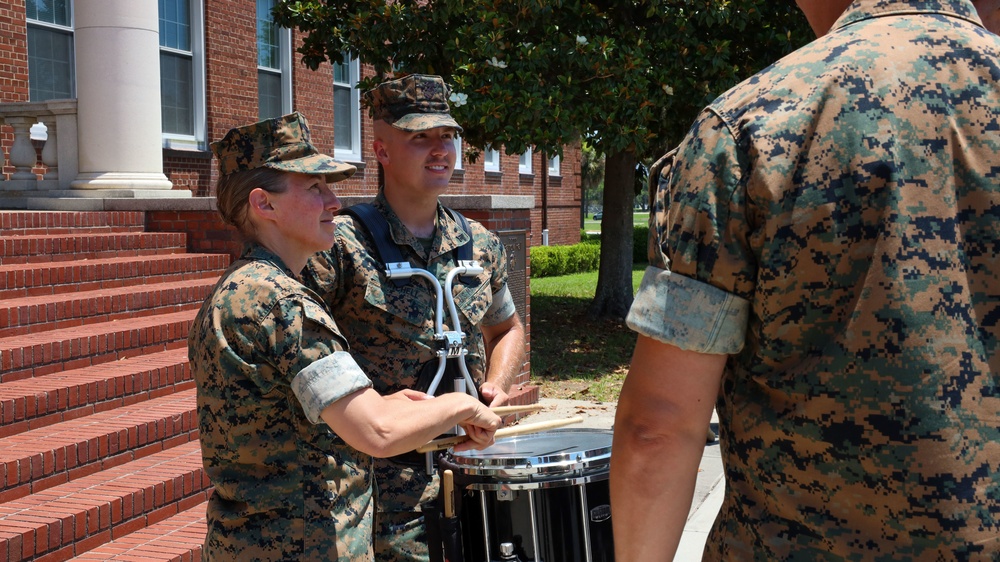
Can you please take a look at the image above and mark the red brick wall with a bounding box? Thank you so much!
[0,0,582,248]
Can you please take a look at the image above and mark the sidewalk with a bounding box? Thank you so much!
[516,398,724,561]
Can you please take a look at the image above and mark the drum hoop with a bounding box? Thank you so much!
[448,428,613,475]
[462,469,609,491]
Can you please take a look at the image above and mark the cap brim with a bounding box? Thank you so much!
[391,113,464,133]
[266,154,357,183]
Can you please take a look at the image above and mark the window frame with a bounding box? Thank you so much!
[484,145,500,172]
[332,55,363,162]
[26,0,76,102]
[548,154,561,177]
[519,147,533,175]
[159,0,207,151]
[256,0,292,119]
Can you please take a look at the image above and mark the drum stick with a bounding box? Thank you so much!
[416,416,585,453]
[443,469,455,518]
[490,404,545,415]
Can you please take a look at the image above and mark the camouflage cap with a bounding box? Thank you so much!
[363,74,464,133]
[210,112,356,183]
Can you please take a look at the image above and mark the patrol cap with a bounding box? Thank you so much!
[211,112,356,183]
[363,74,464,133]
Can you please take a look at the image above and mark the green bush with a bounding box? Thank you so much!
[534,226,650,278]
[531,243,600,277]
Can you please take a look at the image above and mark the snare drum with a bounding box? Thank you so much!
[442,428,614,562]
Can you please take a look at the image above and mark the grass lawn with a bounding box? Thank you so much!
[582,209,649,233]
[528,265,646,403]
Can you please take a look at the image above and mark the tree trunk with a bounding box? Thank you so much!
[588,150,636,319]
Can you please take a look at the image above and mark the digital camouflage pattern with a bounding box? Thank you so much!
[630,0,1000,559]
[304,191,512,560]
[190,244,374,561]
[363,74,464,133]
[210,112,357,182]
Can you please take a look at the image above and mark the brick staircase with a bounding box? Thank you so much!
[0,211,230,562]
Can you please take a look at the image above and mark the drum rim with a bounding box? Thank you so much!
[448,428,612,476]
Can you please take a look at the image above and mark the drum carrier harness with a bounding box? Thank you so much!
[341,202,483,404]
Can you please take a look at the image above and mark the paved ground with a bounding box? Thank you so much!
[515,398,724,561]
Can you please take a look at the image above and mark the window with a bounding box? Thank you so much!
[548,154,561,176]
[519,148,533,175]
[333,55,362,161]
[159,0,206,149]
[26,0,75,101]
[257,0,291,120]
[484,145,500,172]
[453,135,463,170]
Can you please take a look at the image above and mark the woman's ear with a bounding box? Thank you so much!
[248,187,274,220]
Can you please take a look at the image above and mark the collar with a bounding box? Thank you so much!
[833,0,982,32]
[372,190,471,261]
[241,242,295,276]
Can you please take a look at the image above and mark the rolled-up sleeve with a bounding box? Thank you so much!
[627,266,749,355]
[291,351,372,424]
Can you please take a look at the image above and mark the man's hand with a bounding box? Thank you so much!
[479,381,509,408]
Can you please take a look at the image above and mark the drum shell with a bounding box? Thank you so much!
[444,429,615,562]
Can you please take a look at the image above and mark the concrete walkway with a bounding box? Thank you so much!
[517,398,724,561]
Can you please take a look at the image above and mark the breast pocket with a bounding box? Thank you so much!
[364,274,438,329]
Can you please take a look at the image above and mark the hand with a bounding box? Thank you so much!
[454,401,500,452]
[479,381,509,408]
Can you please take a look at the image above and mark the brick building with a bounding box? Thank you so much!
[0,0,583,248]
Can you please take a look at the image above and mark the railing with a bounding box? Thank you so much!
[0,99,79,192]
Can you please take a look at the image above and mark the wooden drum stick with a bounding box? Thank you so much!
[443,469,455,518]
[416,416,585,453]
[490,404,545,415]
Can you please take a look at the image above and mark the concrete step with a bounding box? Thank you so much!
[0,389,198,503]
[0,348,192,439]
[0,232,188,265]
[0,309,196,384]
[69,502,206,562]
[0,440,209,562]
[0,253,229,300]
[0,278,216,338]
[0,211,146,236]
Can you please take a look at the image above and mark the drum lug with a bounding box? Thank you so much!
[495,489,514,502]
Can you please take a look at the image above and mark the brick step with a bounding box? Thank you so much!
[0,278,216,338]
[0,389,198,503]
[0,211,146,237]
[0,232,188,265]
[0,309,196,384]
[0,253,228,300]
[0,348,192,439]
[70,502,206,562]
[0,440,209,562]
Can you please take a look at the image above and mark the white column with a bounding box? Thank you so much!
[70,0,173,192]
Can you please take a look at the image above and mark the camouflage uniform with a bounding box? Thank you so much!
[190,245,374,561]
[191,113,372,561]
[305,191,515,562]
[630,0,1000,559]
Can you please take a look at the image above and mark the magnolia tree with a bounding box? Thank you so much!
[275,0,811,318]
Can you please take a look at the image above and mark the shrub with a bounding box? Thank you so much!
[533,226,650,278]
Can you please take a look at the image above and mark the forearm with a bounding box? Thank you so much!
[482,313,526,393]
[610,335,726,560]
[611,406,708,560]
[321,389,497,458]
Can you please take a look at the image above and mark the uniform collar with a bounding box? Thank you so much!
[241,242,295,276]
[372,190,471,261]
[833,0,982,32]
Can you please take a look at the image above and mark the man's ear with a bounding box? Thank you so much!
[373,139,390,165]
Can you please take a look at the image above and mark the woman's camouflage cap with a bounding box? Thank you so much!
[363,74,463,133]
[211,112,356,183]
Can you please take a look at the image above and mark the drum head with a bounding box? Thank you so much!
[450,428,612,480]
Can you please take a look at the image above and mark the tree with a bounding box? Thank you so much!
[274,0,811,319]
[580,141,605,224]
